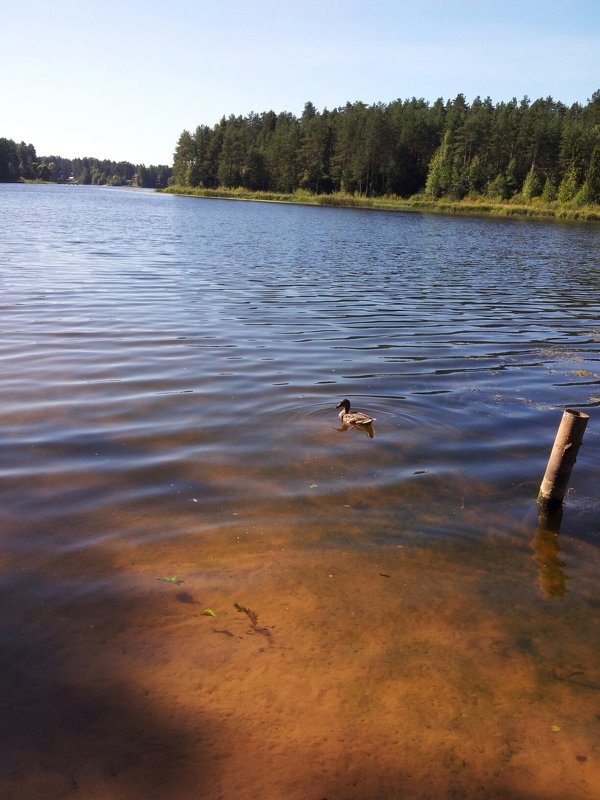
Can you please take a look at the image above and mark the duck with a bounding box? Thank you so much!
[335,399,376,426]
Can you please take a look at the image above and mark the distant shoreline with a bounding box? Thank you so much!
[4,181,598,222]
[161,186,600,223]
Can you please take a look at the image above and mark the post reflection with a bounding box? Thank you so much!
[530,506,570,600]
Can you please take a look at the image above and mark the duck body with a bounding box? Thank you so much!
[335,398,375,426]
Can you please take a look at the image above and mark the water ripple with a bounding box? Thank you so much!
[1,184,599,558]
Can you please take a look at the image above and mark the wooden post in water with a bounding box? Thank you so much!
[537,409,589,509]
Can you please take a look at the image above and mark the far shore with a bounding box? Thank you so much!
[161,185,600,223]
[5,181,599,222]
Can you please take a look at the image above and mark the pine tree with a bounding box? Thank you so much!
[425,130,452,197]
[172,131,195,185]
[557,162,579,203]
[540,176,557,202]
[486,174,509,200]
[521,165,542,201]
[576,145,600,204]
[465,155,486,195]
[504,158,519,198]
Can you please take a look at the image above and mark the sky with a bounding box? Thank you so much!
[2,0,599,166]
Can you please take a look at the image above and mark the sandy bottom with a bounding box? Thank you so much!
[1,507,599,800]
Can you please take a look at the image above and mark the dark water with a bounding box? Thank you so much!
[1,184,599,799]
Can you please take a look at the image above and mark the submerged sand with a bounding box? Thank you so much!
[2,509,598,800]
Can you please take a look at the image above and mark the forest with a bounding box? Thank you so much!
[172,92,600,205]
[0,138,171,188]
[4,91,599,206]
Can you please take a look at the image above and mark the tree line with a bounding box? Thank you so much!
[172,92,600,204]
[0,138,172,188]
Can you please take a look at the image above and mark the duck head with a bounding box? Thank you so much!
[335,399,351,412]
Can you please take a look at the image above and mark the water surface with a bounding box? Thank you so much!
[1,184,599,799]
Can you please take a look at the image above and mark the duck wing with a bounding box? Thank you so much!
[348,412,375,424]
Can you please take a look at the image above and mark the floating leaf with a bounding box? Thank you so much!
[157,576,184,585]
[551,725,561,732]
[201,608,217,617]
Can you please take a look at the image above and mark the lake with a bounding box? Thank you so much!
[1,183,599,800]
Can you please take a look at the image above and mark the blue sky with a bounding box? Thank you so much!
[2,0,599,165]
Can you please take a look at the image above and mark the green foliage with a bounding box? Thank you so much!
[169,92,600,207]
[504,158,519,196]
[486,174,509,200]
[0,138,35,181]
[37,161,53,181]
[521,165,543,201]
[578,145,600,204]
[0,137,172,187]
[557,163,579,204]
[465,155,487,195]
[425,131,452,197]
[9,88,599,208]
[540,176,557,202]
[135,164,171,189]
[172,130,194,185]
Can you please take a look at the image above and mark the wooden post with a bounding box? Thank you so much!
[537,409,589,509]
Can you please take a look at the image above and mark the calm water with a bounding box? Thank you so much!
[1,184,599,799]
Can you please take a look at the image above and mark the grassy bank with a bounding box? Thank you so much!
[18,178,60,185]
[162,185,600,222]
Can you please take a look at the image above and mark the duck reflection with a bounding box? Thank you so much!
[337,420,375,439]
[530,506,570,600]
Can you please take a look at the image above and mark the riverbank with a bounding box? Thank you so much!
[162,185,600,222]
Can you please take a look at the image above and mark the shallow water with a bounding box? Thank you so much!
[0,184,599,799]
